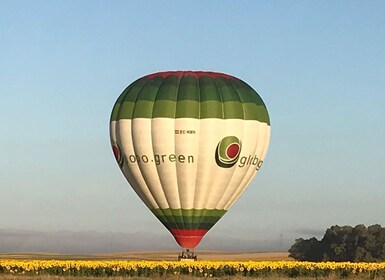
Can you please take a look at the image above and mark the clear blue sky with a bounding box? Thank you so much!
[1,1,384,249]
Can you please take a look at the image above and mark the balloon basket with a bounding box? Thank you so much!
[178,249,197,261]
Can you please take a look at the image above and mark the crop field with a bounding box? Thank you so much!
[1,252,385,279]
[0,251,291,261]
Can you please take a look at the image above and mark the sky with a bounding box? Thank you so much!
[1,1,384,252]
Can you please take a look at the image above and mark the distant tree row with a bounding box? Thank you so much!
[289,224,385,262]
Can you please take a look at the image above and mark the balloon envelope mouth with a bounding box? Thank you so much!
[170,229,208,249]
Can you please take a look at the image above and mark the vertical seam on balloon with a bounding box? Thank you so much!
[226,171,254,210]
[173,74,184,231]
[151,76,180,232]
[111,89,125,122]
[130,78,170,217]
[194,77,225,232]
[231,78,247,121]
[210,78,244,212]
[115,79,160,208]
[191,73,201,231]
[112,84,153,208]
[224,121,263,209]
[226,124,271,208]
[213,78,244,209]
[111,84,131,154]
[223,80,269,209]
[114,80,136,121]
[225,122,263,209]
[225,80,258,208]
[131,78,158,205]
[227,121,268,207]
[150,76,168,204]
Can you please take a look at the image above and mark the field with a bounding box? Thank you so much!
[0,276,372,280]
[1,251,385,279]
[0,251,291,261]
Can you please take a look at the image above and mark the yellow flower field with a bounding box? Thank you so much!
[1,259,385,278]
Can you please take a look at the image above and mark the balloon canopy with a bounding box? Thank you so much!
[110,71,270,249]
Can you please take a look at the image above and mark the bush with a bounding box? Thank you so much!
[289,224,385,262]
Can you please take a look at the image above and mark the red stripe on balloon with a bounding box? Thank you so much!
[170,229,208,249]
[146,71,235,79]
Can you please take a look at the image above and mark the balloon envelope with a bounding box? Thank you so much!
[110,71,270,248]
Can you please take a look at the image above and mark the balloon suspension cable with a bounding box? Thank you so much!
[178,249,197,261]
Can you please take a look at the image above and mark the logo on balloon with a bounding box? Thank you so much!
[112,142,124,168]
[215,136,242,168]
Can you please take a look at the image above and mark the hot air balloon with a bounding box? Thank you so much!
[109,71,270,256]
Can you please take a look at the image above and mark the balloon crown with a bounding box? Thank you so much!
[146,71,236,79]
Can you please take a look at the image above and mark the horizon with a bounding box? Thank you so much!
[0,228,293,254]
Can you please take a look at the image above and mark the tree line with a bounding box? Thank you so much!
[289,224,385,262]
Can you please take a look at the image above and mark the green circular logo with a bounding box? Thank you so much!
[215,136,242,168]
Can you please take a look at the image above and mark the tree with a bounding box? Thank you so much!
[289,224,385,262]
[289,237,322,261]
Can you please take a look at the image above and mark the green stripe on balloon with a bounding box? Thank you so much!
[151,208,227,230]
[112,100,269,122]
[160,222,221,230]
[110,72,270,124]
[151,208,226,217]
